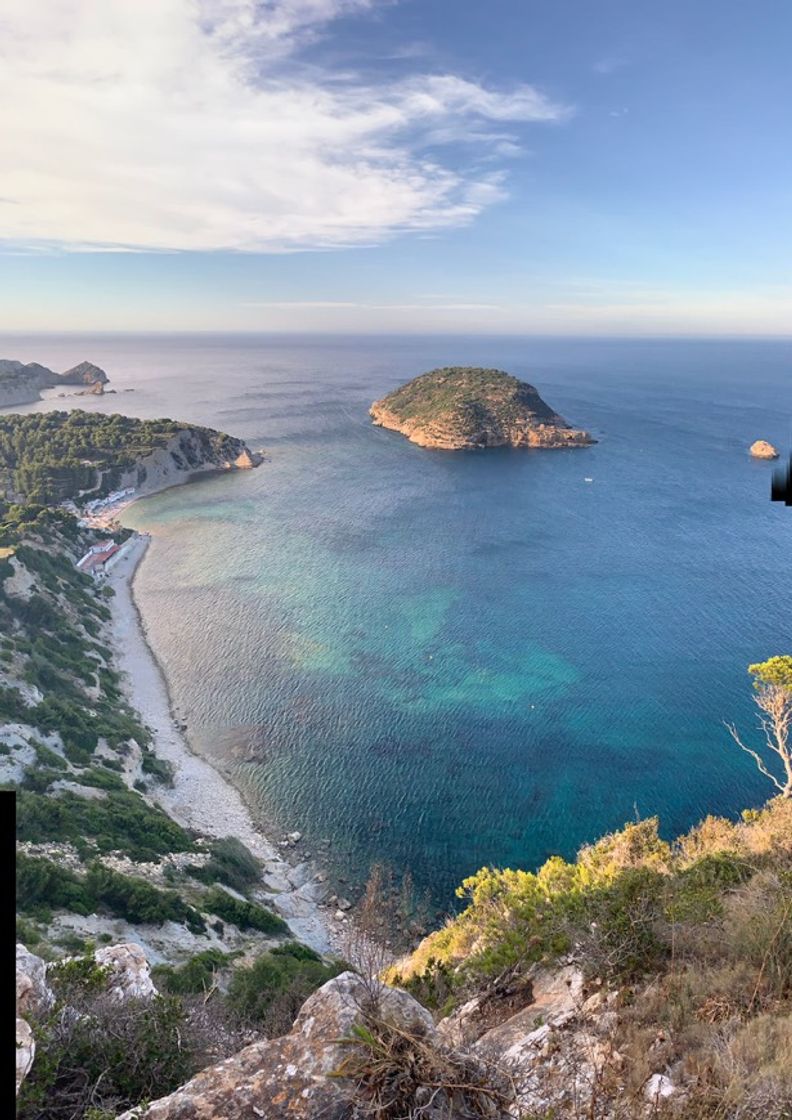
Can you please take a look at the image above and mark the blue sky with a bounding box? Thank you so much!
[1,0,791,334]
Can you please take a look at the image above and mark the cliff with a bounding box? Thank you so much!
[0,358,108,408]
[58,361,109,388]
[114,427,261,498]
[370,367,594,450]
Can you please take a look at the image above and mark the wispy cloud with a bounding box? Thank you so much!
[0,0,570,253]
[234,285,792,335]
[242,299,504,310]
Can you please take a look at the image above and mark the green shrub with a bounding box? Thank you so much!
[16,853,205,932]
[140,751,174,786]
[154,949,231,994]
[227,942,342,1030]
[186,837,261,895]
[16,787,194,862]
[17,990,198,1120]
[17,853,94,919]
[85,864,206,933]
[203,887,287,934]
[16,916,43,946]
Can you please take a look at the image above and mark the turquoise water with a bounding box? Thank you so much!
[7,334,791,902]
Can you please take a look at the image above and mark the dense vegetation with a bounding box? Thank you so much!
[17,957,216,1120]
[0,410,245,503]
[0,536,153,764]
[0,501,81,548]
[17,854,206,931]
[185,835,263,893]
[227,941,344,1027]
[16,786,194,862]
[375,367,562,425]
[154,940,343,1030]
[395,798,792,997]
[203,886,288,935]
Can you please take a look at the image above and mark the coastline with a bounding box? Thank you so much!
[105,529,339,956]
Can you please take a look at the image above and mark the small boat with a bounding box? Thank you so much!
[584,477,594,483]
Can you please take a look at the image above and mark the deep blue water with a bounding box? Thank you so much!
[4,334,791,904]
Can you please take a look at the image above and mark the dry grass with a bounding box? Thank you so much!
[332,1014,515,1120]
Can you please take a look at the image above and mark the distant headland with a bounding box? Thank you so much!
[370,366,594,451]
[0,358,108,408]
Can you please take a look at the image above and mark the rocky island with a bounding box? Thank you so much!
[0,358,108,408]
[370,366,594,451]
[749,439,780,460]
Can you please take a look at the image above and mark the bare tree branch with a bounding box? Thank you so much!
[724,721,788,796]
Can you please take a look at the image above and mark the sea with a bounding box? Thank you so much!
[4,333,792,907]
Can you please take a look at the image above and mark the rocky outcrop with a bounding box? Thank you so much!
[115,961,688,1120]
[95,943,157,1001]
[59,361,109,387]
[16,1018,35,1096]
[750,440,780,460]
[0,357,108,407]
[15,944,54,1095]
[16,943,54,1019]
[371,367,594,451]
[118,971,436,1120]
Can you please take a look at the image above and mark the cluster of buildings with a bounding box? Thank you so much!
[82,487,135,515]
[75,539,127,579]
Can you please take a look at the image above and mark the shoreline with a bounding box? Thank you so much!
[105,529,339,956]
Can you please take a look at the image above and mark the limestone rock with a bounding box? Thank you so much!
[233,448,257,469]
[750,440,780,459]
[15,945,53,1097]
[118,971,435,1120]
[644,1072,677,1102]
[468,967,618,1118]
[16,943,54,1018]
[436,995,484,1048]
[459,965,585,1059]
[16,1018,35,1096]
[95,943,157,1001]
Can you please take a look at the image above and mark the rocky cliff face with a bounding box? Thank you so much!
[58,361,109,387]
[116,429,262,495]
[0,357,108,407]
[0,360,58,407]
[371,367,594,451]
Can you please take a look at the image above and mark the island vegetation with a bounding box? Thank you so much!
[370,367,594,450]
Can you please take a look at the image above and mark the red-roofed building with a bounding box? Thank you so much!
[76,542,122,578]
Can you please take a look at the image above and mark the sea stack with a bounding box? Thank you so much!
[370,366,594,451]
[749,440,779,460]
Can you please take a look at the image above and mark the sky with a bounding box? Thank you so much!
[1,0,791,335]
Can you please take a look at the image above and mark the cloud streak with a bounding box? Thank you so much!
[0,0,570,253]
